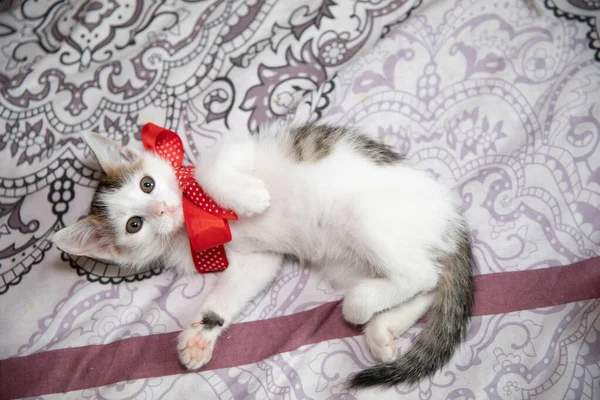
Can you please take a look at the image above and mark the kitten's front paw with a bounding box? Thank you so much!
[177,313,223,370]
[229,176,271,217]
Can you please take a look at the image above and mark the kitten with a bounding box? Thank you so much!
[53,122,474,389]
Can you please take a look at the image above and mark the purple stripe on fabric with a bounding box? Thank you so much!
[1,258,599,399]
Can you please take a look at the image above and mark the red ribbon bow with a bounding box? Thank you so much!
[141,123,237,273]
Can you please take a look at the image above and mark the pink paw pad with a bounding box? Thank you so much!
[177,325,219,370]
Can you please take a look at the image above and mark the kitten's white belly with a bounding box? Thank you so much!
[227,144,455,272]
[229,209,369,292]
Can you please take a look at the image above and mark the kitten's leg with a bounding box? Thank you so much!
[194,139,270,217]
[342,255,438,325]
[364,291,435,362]
[178,251,283,370]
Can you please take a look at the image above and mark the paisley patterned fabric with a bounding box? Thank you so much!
[0,0,599,398]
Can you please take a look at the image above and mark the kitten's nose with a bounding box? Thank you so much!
[152,201,175,216]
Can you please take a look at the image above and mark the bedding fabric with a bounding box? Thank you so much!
[1,0,600,399]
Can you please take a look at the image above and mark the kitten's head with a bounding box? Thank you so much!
[52,133,185,269]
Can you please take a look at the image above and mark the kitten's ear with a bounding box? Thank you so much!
[52,217,117,262]
[83,132,140,171]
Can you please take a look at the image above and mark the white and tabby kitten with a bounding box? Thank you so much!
[53,122,474,389]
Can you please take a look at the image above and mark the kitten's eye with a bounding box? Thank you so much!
[140,176,155,193]
[126,216,143,233]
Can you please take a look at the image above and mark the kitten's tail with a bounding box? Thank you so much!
[348,225,474,389]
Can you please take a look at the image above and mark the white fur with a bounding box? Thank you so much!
[53,123,464,369]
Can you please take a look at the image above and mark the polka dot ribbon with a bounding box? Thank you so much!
[141,123,237,273]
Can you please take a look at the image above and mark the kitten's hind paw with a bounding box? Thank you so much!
[365,323,398,363]
[177,320,221,370]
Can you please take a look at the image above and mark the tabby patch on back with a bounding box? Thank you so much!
[289,124,404,165]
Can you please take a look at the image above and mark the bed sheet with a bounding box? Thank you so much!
[1,0,599,399]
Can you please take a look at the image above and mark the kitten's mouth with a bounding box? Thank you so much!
[155,215,184,235]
